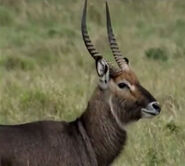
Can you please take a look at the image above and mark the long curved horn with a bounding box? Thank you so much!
[106,1,129,70]
[81,0,102,61]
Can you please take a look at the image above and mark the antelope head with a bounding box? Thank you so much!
[81,0,161,126]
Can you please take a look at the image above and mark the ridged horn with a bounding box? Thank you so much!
[106,1,129,70]
[81,0,102,61]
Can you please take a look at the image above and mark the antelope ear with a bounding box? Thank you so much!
[96,58,110,89]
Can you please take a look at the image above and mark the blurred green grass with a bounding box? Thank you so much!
[0,0,185,165]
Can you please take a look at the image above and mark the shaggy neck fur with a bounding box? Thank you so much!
[81,87,127,166]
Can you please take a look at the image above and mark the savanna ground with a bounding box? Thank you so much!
[0,0,185,165]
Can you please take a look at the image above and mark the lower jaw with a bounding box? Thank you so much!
[141,111,156,118]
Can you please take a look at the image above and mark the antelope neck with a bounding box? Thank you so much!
[81,88,127,165]
[108,96,126,131]
[77,120,98,166]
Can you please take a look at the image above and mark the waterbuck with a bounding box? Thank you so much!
[0,0,161,166]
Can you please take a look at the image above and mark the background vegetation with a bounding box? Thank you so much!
[0,0,184,165]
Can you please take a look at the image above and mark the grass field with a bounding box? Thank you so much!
[0,0,185,165]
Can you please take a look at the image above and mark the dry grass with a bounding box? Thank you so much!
[0,0,185,165]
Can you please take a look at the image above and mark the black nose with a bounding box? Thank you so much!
[152,102,161,112]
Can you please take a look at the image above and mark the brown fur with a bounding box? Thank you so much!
[0,1,160,164]
[114,69,139,85]
[0,68,159,166]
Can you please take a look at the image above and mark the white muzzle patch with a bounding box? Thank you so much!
[141,101,160,118]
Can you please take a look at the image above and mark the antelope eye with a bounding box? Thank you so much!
[118,82,129,89]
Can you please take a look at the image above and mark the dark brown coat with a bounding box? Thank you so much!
[0,0,161,165]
